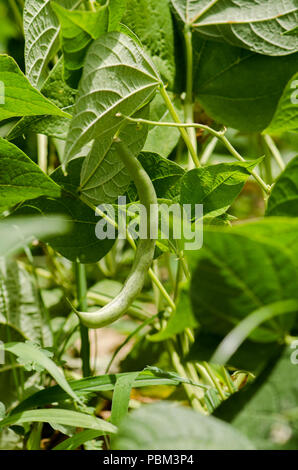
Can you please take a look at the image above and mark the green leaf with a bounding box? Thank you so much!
[265,73,298,134]
[149,291,198,342]
[0,138,61,214]
[127,152,185,202]
[266,156,298,217]
[194,40,298,132]
[211,300,298,365]
[23,0,77,89]
[20,158,115,263]
[0,55,69,122]
[63,31,161,167]
[216,347,298,449]
[108,0,127,31]
[143,92,183,157]
[53,429,104,450]
[186,329,282,375]
[112,402,254,449]
[0,216,70,258]
[80,107,149,205]
[12,371,183,413]
[7,58,77,141]
[0,259,50,345]
[123,0,176,88]
[189,223,298,342]
[171,0,298,56]
[111,372,139,427]
[51,1,109,88]
[2,342,81,404]
[180,159,263,218]
[0,408,116,434]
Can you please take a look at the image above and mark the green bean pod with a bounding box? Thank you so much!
[76,140,157,329]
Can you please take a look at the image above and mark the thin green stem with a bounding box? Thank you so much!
[263,134,285,171]
[37,134,48,174]
[159,85,200,167]
[119,114,270,193]
[184,26,197,169]
[74,262,91,377]
[200,136,218,165]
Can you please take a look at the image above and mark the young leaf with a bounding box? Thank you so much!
[194,40,298,132]
[51,1,109,88]
[20,158,115,264]
[108,0,127,31]
[0,409,116,434]
[0,138,61,214]
[265,73,298,134]
[63,31,161,167]
[149,291,198,342]
[2,342,81,403]
[0,55,70,122]
[112,402,254,449]
[171,0,298,56]
[23,0,78,89]
[111,372,139,427]
[180,159,263,218]
[123,0,176,88]
[266,156,298,217]
[189,224,298,343]
[216,347,298,450]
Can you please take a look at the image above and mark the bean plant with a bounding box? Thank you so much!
[0,0,297,451]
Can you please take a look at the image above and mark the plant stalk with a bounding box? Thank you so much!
[74,262,91,377]
[184,26,197,169]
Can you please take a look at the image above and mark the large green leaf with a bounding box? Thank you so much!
[0,259,50,345]
[265,73,298,134]
[123,0,176,88]
[7,58,77,141]
[21,158,115,263]
[216,347,298,450]
[266,156,298,217]
[189,223,298,342]
[0,55,69,122]
[64,31,161,167]
[23,0,77,89]
[51,1,109,88]
[180,159,263,218]
[0,138,61,214]
[113,402,254,449]
[194,40,298,132]
[0,408,116,434]
[171,0,298,56]
[80,107,149,205]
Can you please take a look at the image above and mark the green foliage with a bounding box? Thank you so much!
[216,347,298,449]
[113,402,254,449]
[266,156,298,217]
